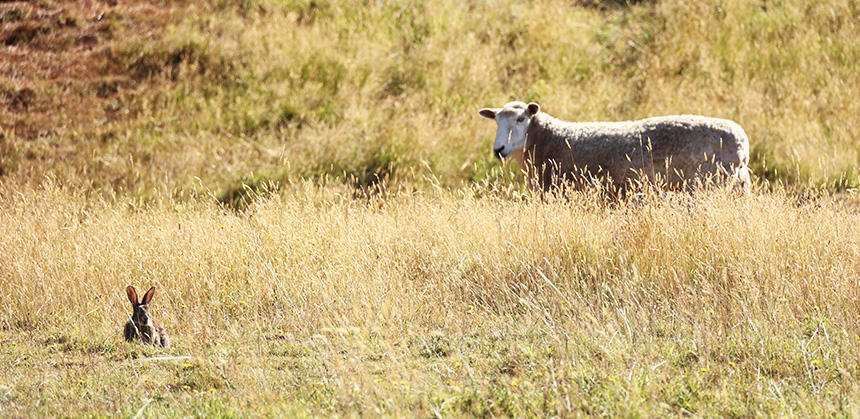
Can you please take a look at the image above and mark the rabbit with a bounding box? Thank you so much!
[123,285,169,347]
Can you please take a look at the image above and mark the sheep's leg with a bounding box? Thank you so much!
[735,166,752,195]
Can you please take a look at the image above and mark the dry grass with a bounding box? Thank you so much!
[1,0,858,195]
[0,1,176,139]
[1,183,858,415]
[1,0,859,415]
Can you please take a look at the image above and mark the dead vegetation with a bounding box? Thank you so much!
[0,0,176,140]
[0,0,858,414]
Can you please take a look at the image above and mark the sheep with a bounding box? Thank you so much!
[478,101,751,195]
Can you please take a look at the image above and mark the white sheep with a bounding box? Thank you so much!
[479,101,751,194]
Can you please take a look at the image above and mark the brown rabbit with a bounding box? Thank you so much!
[124,286,169,347]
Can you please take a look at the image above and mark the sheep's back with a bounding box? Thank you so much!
[529,114,749,188]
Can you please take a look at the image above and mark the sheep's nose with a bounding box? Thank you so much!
[493,146,505,159]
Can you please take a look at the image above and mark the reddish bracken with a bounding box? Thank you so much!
[0,1,177,140]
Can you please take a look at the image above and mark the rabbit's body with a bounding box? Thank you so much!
[124,286,169,347]
[124,319,169,347]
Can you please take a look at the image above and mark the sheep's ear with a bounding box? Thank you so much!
[478,108,498,119]
[526,103,540,116]
[126,286,138,305]
[142,287,155,305]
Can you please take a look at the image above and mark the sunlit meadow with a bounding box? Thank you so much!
[1,0,859,416]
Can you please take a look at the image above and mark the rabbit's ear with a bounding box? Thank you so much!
[126,286,138,305]
[142,287,156,305]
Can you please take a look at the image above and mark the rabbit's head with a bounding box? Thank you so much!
[126,286,156,327]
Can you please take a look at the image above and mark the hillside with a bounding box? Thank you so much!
[1,0,858,201]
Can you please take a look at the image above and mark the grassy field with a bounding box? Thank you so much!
[1,184,859,416]
[3,0,859,197]
[1,0,859,416]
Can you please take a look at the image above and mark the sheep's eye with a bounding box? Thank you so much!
[516,117,525,123]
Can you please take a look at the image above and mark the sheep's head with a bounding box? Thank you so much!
[478,101,540,163]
